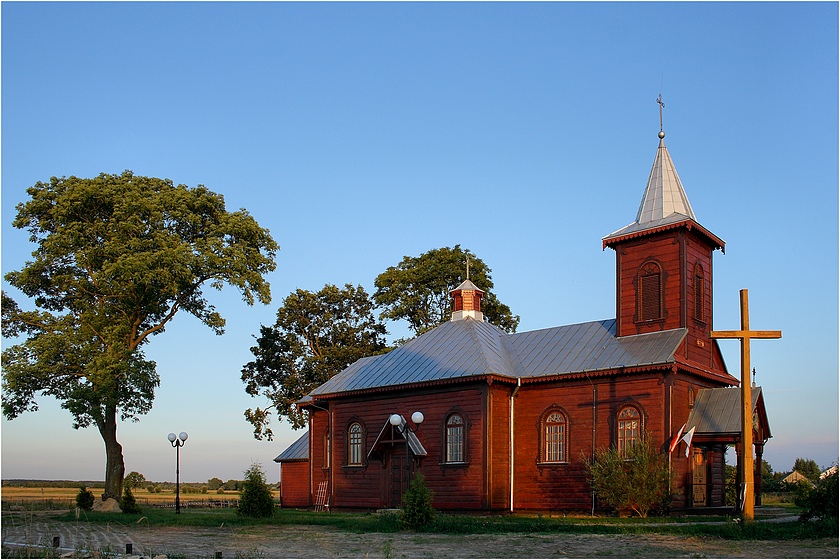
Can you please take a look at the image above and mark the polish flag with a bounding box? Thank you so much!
[681,426,696,457]
[668,423,686,453]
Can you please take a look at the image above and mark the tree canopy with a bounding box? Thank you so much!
[794,457,822,482]
[2,171,278,500]
[241,283,387,437]
[373,245,519,336]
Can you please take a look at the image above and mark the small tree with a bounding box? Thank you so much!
[400,472,435,528]
[124,471,146,490]
[75,486,95,511]
[120,485,141,514]
[585,434,672,518]
[238,463,275,518]
[793,458,821,482]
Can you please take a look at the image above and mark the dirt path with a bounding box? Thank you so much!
[2,518,837,558]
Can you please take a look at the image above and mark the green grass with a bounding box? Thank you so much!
[45,508,838,541]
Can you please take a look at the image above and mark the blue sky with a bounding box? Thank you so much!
[2,2,837,484]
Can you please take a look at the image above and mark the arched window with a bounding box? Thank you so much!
[617,406,641,458]
[693,263,705,322]
[542,411,567,463]
[445,414,464,463]
[347,422,364,466]
[637,261,663,322]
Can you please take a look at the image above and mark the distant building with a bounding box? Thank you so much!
[275,126,771,512]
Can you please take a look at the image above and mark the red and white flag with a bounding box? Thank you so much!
[668,423,686,453]
[681,426,696,457]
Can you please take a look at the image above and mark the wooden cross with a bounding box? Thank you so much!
[710,289,781,522]
[465,256,471,281]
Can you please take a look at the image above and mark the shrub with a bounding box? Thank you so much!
[75,486,95,511]
[585,434,672,518]
[121,485,142,514]
[146,484,156,494]
[800,470,838,521]
[237,463,275,518]
[401,472,435,528]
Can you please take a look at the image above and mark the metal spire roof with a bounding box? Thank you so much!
[636,131,695,224]
[603,130,699,242]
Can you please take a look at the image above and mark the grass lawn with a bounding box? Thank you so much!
[35,507,836,541]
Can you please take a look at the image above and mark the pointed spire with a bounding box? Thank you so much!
[634,130,696,225]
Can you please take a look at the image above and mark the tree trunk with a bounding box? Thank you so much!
[98,407,125,502]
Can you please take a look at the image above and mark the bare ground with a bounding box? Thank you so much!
[1,517,837,559]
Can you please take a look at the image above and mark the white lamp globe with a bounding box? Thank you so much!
[411,411,424,425]
[179,432,189,442]
[167,433,177,443]
[389,414,402,427]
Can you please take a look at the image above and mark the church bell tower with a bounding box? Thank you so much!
[602,120,725,366]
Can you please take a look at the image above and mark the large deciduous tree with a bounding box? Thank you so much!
[373,245,519,336]
[241,284,386,437]
[2,171,277,502]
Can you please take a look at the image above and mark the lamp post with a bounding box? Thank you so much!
[389,412,424,493]
[167,431,188,514]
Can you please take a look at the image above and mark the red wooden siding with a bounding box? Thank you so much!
[511,374,668,511]
[280,461,311,507]
[319,384,488,510]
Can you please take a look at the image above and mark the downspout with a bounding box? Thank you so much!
[310,401,332,508]
[509,378,521,513]
[586,374,597,516]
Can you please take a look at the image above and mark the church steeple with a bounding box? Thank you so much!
[603,116,725,354]
[603,129,705,245]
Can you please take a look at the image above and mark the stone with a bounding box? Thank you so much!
[91,497,122,512]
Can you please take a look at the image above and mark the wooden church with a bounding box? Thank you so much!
[275,127,772,513]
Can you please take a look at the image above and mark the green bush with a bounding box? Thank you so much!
[585,434,672,518]
[237,463,275,518]
[800,470,838,521]
[401,472,435,528]
[121,485,142,514]
[75,486,95,510]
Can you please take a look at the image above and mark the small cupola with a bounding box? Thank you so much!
[450,279,484,322]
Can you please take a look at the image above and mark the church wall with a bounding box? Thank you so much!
[509,374,668,511]
[487,383,512,510]
[682,231,716,368]
[279,461,311,507]
[308,409,330,504]
[324,384,487,510]
[615,232,685,337]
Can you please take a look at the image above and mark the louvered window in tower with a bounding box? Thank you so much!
[694,264,705,322]
[637,262,662,321]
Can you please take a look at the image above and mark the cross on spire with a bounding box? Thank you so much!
[710,289,781,522]
[657,94,665,132]
[465,256,471,280]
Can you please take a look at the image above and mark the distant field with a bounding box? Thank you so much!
[1,486,278,506]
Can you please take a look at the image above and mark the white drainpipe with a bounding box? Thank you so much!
[510,378,521,512]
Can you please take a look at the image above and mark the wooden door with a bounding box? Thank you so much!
[387,452,408,508]
[692,447,707,507]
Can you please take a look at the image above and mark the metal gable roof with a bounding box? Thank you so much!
[274,431,309,463]
[309,318,516,396]
[307,317,688,398]
[687,387,763,435]
[508,320,686,377]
